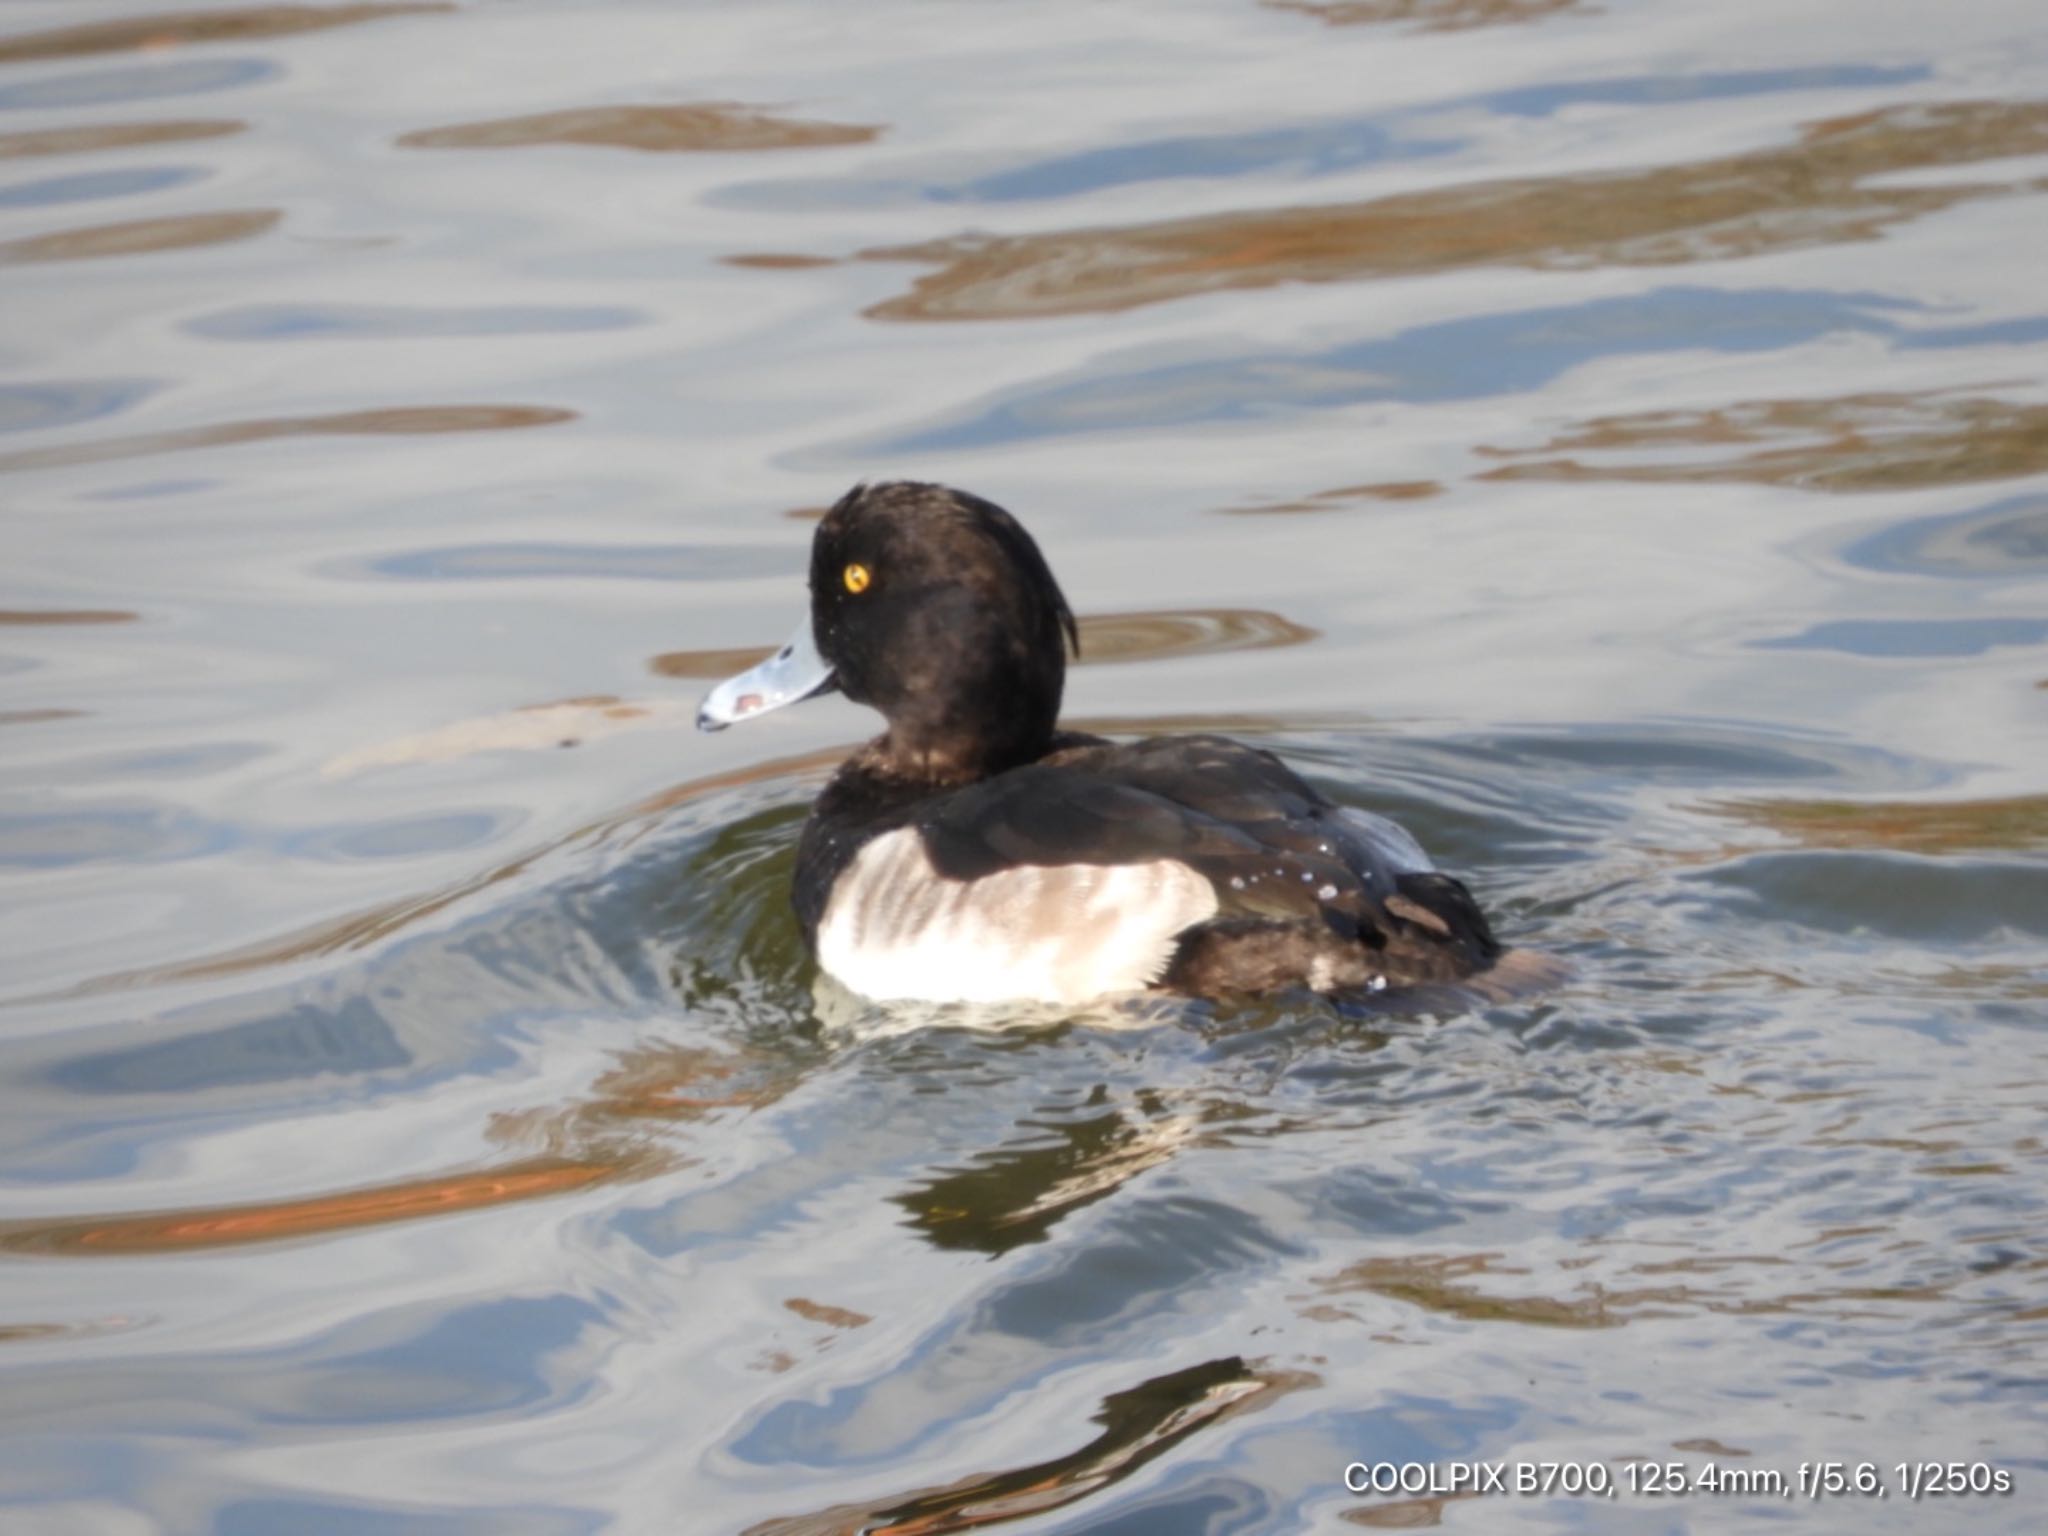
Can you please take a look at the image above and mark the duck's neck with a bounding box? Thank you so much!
[870,715,1054,786]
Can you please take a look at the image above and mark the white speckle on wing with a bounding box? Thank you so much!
[815,828,1220,1005]
[1317,882,1338,901]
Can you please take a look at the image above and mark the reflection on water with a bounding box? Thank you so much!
[1265,0,1588,28]
[3,1,2046,1531]
[720,64,1927,213]
[352,540,776,583]
[0,1158,620,1257]
[0,402,574,473]
[0,57,278,111]
[1307,1244,1994,1328]
[1755,615,2048,657]
[0,377,157,434]
[859,100,2048,320]
[1481,391,2048,493]
[1710,793,2048,854]
[1225,480,1443,514]
[1842,492,2048,578]
[744,1357,1310,1536]
[321,696,671,776]
[0,609,138,625]
[4,707,2046,1526]
[723,251,839,271]
[650,646,789,681]
[0,1033,804,1256]
[0,4,452,65]
[871,287,1954,452]
[1076,607,1320,662]
[0,120,244,159]
[0,164,206,208]
[899,1100,1207,1256]
[187,301,644,340]
[398,104,879,154]
[1306,1250,1640,1329]
[0,206,278,264]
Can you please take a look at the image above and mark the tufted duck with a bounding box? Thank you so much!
[699,481,1512,1005]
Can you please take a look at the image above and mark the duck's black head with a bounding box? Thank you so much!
[699,482,1079,781]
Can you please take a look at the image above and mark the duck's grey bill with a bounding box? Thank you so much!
[696,620,836,731]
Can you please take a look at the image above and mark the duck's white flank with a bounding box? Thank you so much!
[815,827,1219,1005]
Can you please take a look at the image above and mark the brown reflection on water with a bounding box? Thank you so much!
[650,646,781,681]
[0,403,574,475]
[0,209,280,267]
[754,1295,874,1373]
[0,1159,621,1257]
[1264,0,1588,30]
[0,3,452,64]
[1305,1251,1640,1328]
[723,252,841,271]
[651,608,1318,680]
[0,121,245,160]
[1335,1499,1482,1531]
[744,1357,1312,1536]
[1068,709,1360,735]
[398,104,878,154]
[0,710,88,727]
[0,1317,146,1345]
[0,1038,795,1257]
[1905,962,2048,1003]
[487,1039,790,1160]
[784,1297,871,1329]
[1224,481,1443,515]
[1305,1246,1982,1330]
[860,100,2048,321]
[1080,607,1321,662]
[1478,391,2048,494]
[1710,793,2048,854]
[0,610,138,626]
[1344,1491,1480,1529]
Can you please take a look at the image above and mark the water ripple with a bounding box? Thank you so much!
[185,302,645,340]
[0,4,453,66]
[0,380,159,435]
[0,60,278,113]
[0,166,205,208]
[856,99,2048,320]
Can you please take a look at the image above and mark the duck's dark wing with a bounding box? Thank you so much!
[914,734,1500,992]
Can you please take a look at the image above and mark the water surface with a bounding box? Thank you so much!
[2,1,2045,1531]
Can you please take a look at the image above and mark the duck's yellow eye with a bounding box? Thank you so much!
[843,562,871,594]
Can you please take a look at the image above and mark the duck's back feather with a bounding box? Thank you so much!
[798,733,1500,1001]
